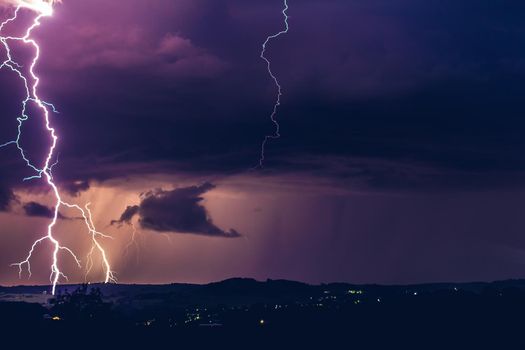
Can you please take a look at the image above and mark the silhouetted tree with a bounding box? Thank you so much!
[49,284,112,323]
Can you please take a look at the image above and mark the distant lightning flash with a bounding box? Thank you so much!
[0,1,115,294]
[257,0,289,168]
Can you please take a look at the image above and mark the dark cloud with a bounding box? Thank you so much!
[113,183,241,238]
[22,201,67,220]
[110,205,139,226]
[22,202,54,218]
[60,179,90,197]
[0,185,14,211]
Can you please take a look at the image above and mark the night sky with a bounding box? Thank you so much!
[1,0,525,286]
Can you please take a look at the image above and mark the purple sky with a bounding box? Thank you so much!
[1,0,525,286]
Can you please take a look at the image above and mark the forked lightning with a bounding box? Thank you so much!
[0,0,114,294]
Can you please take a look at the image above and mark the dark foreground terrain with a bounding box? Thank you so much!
[2,278,525,348]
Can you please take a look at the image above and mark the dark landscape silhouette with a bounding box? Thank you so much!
[2,278,525,348]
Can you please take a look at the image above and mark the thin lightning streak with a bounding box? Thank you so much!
[120,221,142,265]
[162,233,173,246]
[84,245,95,282]
[0,2,114,295]
[124,222,139,256]
[257,0,289,168]
[118,220,171,259]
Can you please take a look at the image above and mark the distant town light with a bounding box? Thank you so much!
[348,290,364,295]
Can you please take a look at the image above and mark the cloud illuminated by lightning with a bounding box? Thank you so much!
[0,1,114,294]
[257,0,289,167]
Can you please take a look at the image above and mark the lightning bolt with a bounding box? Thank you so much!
[122,222,142,265]
[0,1,115,294]
[257,0,289,167]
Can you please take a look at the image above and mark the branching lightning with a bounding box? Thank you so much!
[257,0,289,167]
[0,1,115,294]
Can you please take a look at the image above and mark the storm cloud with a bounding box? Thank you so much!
[2,0,525,195]
[3,0,525,287]
[22,201,71,220]
[0,185,14,211]
[113,183,241,238]
[22,201,54,218]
